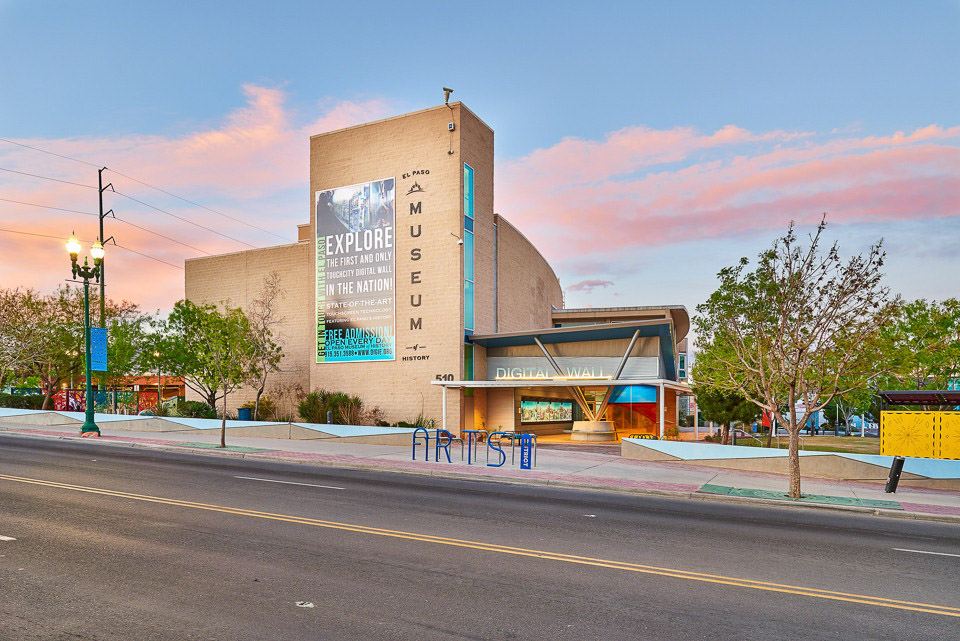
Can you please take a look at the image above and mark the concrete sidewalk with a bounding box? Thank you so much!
[3,422,960,524]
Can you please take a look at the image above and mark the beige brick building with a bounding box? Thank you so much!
[185,102,690,438]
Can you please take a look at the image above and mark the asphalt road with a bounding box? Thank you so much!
[0,435,958,641]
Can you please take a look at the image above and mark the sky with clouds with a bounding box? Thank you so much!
[1,1,958,327]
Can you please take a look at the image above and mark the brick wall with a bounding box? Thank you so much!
[495,216,563,332]
[184,242,312,418]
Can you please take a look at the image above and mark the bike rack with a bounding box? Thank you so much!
[412,427,430,461]
[485,431,536,468]
[413,428,533,468]
[434,428,463,463]
[461,429,485,465]
[486,431,509,467]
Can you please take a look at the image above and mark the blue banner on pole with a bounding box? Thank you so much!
[520,434,532,470]
[90,327,108,371]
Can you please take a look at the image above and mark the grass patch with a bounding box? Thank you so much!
[699,484,900,509]
[728,435,880,455]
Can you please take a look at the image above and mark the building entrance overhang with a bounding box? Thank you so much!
[468,319,680,381]
[431,378,693,438]
[430,378,693,392]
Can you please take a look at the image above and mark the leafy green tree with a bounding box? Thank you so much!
[97,316,152,401]
[693,217,897,498]
[24,286,140,409]
[0,288,47,389]
[883,298,960,391]
[160,300,259,447]
[693,386,760,444]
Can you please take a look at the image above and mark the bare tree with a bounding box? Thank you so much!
[245,272,285,420]
[694,217,897,498]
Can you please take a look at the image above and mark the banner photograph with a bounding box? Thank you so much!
[520,399,574,423]
[315,178,396,362]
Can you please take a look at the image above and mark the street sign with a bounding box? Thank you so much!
[90,327,108,371]
[520,434,533,470]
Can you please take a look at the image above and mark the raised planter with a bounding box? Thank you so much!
[570,420,617,442]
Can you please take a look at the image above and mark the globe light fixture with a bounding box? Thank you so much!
[91,239,105,262]
[66,233,81,261]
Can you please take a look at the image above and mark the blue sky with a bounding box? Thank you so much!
[1,1,959,318]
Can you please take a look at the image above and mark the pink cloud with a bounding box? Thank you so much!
[498,123,960,276]
[567,279,614,293]
[0,86,391,312]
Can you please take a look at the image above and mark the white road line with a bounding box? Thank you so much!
[0,535,16,542]
[893,548,960,558]
[234,476,345,491]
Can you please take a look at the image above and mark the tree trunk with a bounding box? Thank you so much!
[721,423,730,445]
[206,390,218,411]
[42,383,53,410]
[788,387,801,498]
[220,390,227,448]
[254,387,263,421]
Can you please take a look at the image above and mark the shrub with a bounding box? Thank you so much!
[241,396,277,421]
[151,403,175,417]
[0,393,45,410]
[175,400,217,419]
[298,390,328,424]
[298,388,385,425]
[393,412,436,429]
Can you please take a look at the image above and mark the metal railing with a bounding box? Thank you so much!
[732,428,763,447]
[775,430,805,451]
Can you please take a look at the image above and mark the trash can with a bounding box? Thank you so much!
[237,407,252,421]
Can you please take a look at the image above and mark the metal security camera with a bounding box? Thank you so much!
[457,238,464,246]
[443,87,453,104]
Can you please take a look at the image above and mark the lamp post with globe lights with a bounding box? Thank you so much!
[67,233,104,437]
[153,350,163,412]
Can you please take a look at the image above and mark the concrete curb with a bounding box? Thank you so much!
[3,430,960,525]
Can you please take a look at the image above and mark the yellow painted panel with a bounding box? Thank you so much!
[881,411,937,458]
[939,413,960,460]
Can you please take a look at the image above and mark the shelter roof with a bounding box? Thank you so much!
[879,390,960,406]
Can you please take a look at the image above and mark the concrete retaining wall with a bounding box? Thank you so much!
[621,439,960,490]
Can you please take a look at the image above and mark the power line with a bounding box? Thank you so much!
[0,197,213,255]
[113,242,184,270]
[113,217,212,256]
[0,227,183,270]
[0,166,96,189]
[0,137,294,243]
[0,164,259,249]
[0,137,102,168]
[0,197,98,217]
[112,189,258,248]
[104,167,293,243]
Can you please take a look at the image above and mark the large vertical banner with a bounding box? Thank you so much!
[315,178,396,362]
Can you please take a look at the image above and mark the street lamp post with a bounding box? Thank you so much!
[67,233,104,437]
[153,350,162,412]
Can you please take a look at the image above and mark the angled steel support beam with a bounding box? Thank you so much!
[593,329,642,420]
[534,336,595,421]
[533,336,564,376]
[612,329,641,381]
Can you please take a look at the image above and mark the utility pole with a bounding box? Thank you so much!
[98,168,114,327]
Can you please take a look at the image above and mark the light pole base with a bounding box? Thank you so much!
[80,426,100,437]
